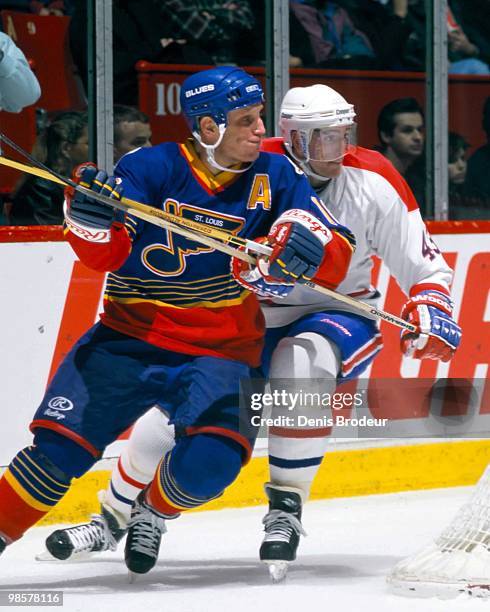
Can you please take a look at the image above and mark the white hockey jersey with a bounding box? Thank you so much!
[261,145,453,328]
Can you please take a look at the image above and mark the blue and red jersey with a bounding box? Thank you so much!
[66,140,354,367]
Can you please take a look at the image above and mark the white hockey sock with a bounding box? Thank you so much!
[268,333,339,503]
[104,407,175,523]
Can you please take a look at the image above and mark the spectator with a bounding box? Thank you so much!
[0,32,41,113]
[69,0,211,106]
[6,105,152,225]
[158,1,256,66]
[289,0,375,69]
[465,97,490,215]
[381,0,490,74]
[7,110,88,226]
[377,97,426,213]
[246,0,308,67]
[332,0,415,70]
[448,131,489,219]
[447,131,469,211]
[447,6,490,75]
[0,1,71,14]
[449,1,490,69]
[114,105,151,162]
[31,2,68,15]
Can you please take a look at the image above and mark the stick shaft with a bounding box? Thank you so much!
[0,154,416,333]
[0,155,267,257]
[0,155,255,262]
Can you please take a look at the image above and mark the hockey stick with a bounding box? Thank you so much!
[0,154,262,261]
[0,139,416,333]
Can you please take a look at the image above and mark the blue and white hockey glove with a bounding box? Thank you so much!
[231,238,294,299]
[266,209,331,283]
[65,163,123,230]
[400,290,462,362]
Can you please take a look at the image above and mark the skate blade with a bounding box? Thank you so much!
[264,560,289,583]
[127,570,138,583]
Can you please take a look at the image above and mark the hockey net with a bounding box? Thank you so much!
[387,465,490,598]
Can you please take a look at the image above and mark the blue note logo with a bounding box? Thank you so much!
[141,199,244,277]
[44,396,74,420]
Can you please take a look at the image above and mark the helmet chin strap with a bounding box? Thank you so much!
[286,144,331,185]
[303,163,333,186]
[304,152,346,184]
[193,124,252,174]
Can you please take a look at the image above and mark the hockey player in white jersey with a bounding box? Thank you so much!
[42,85,462,581]
[254,85,461,581]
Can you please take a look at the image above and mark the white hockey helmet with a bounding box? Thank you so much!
[280,84,356,164]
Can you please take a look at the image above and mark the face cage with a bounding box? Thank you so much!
[291,125,354,164]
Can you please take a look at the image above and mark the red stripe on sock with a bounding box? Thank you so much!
[146,478,181,517]
[117,458,146,489]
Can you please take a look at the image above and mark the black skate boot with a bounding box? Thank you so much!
[259,484,306,582]
[124,490,168,575]
[45,504,126,561]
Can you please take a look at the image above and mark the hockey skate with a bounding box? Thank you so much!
[41,497,127,561]
[259,484,306,583]
[124,490,167,577]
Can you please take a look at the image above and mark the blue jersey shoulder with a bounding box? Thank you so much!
[114,142,181,202]
[115,142,177,174]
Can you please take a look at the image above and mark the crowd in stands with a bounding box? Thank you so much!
[1,105,151,225]
[0,1,489,224]
[1,1,489,75]
[6,110,88,225]
[0,1,74,15]
[450,97,490,219]
[374,96,490,219]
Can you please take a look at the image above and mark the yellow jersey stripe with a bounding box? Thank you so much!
[109,272,232,286]
[180,141,242,191]
[104,291,249,310]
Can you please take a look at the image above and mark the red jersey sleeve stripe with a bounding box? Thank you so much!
[343,147,419,212]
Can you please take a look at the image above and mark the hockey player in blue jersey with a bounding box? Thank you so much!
[0,66,354,575]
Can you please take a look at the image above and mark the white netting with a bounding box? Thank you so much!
[387,465,490,598]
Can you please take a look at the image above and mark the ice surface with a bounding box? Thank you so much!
[0,487,485,611]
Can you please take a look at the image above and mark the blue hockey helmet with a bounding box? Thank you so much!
[180,66,264,134]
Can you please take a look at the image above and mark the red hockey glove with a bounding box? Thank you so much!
[400,290,462,361]
[231,238,294,298]
[266,209,332,283]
